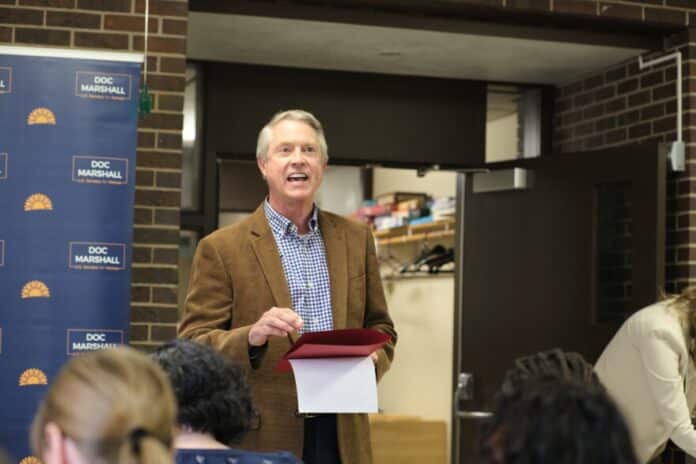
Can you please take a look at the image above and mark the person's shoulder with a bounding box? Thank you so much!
[629,300,683,337]
[320,210,370,233]
[225,448,302,464]
[202,211,260,245]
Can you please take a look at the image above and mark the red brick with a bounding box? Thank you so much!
[75,31,129,49]
[134,207,153,225]
[640,70,664,88]
[77,0,130,12]
[157,132,182,149]
[132,305,179,322]
[561,110,583,126]
[152,287,178,305]
[160,57,185,74]
[157,94,183,112]
[134,226,179,243]
[594,86,615,101]
[154,209,179,225]
[15,27,70,45]
[138,112,183,130]
[575,122,594,137]
[507,0,550,10]
[617,78,638,95]
[20,0,74,6]
[645,7,686,26]
[640,103,665,121]
[132,246,152,263]
[574,91,594,107]
[654,116,676,133]
[162,18,186,35]
[583,75,604,91]
[555,128,573,141]
[598,2,641,20]
[605,67,626,83]
[131,267,179,284]
[135,189,180,207]
[131,286,151,303]
[151,324,177,342]
[136,149,181,169]
[653,83,676,100]
[129,324,149,341]
[147,74,185,92]
[629,122,651,138]
[134,0,187,17]
[628,90,650,106]
[47,11,101,29]
[595,116,616,131]
[154,247,178,264]
[0,26,11,42]
[605,97,627,113]
[136,169,154,186]
[606,128,627,144]
[617,110,640,126]
[133,35,185,54]
[583,103,604,120]
[0,7,43,25]
[554,0,596,15]
[104,14,159,33]
[138,131,156,148]
[666,0,691,7]
[156,171,180,188]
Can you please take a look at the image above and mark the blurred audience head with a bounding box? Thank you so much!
[31,346,176,464]
[481,348,637,464]
[152,339,254,446]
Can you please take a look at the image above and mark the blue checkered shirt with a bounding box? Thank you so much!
[264,200,333,334]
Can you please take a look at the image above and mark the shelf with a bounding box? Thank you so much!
[375,218,455,246]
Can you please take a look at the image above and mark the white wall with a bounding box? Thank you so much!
[486,112,519,162]
[373,167,456,460]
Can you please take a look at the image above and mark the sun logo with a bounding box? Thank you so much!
[27,107,56,125]
[24,193,53,211]
[19,457,43,464]
[19,368,48,386]
[21,280,50,299]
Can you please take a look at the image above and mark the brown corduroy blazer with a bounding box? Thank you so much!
[178,204,397,464]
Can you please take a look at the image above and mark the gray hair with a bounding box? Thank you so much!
[256,109,329,162]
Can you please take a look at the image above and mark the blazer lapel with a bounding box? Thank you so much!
[249,205,292,309]
[320,211,348,329]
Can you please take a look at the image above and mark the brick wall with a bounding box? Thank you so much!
[554,31,696,294]
[0,0,186,351]
[456,0,695,26]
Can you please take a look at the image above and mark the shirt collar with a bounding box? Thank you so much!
[264,199,319,237]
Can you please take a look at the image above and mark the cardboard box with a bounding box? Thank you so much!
[369,414,447,464]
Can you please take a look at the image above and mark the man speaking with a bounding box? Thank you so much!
[179,109,397,464]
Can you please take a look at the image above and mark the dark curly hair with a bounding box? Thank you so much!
[481,349,637,464]
[481,378,637,464]
[151,339,254,446]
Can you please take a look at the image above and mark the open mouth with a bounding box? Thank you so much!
[287,173,309,183]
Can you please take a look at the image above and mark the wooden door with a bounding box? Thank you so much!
[453,143,666,462]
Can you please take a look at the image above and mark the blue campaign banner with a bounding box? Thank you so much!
[0,47,142,462]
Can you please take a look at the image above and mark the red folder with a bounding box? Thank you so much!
[275,328,391,372]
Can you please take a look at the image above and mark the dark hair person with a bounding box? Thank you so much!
[481,348,638,464]
[31,346,176,464]
[152,339,301,464]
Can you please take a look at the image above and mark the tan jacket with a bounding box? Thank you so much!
[595,301,696,463]
[178,205,397,464]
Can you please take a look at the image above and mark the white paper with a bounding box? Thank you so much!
[289,356,378,413]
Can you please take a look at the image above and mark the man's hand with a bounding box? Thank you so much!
[248,306,303,347]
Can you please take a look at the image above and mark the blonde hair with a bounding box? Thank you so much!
[31,346,176,464]
[256,109,328,162]
[666,286,696,359]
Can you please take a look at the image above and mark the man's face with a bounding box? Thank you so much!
[258,119,327,209]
